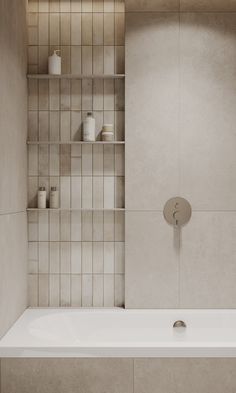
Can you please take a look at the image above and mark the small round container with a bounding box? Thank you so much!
[102,131,114,141]
[102,124,113,133]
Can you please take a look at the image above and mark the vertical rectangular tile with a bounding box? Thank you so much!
[49,274,60,306]
[71,176,82,208]
[39,242,49,273]
[82,0,92,12]
[93,177,104,208]
[82,47,93,74]
[82,242,93,273]
[115,241,125,273]
[28,145,38,176]
[38,211,49,241]
[60,242,71,273]
[71,0,81,11]
[60,79,71,110]
[104,46,115,74]
[60,111,71,140]
[115,176,124,208]
[50,13,60,45]
[104,242,115,273]
[115,145,124,175]
[60,13,71,45]
[49,80,60,110]
[104,0,115,12]
[82,145,92,175]
[29,275,38,307]
[93,145,103,175]
[93,275,104,306]
[82,274,93,306]
[82,211,93,240]
[93,46,104,74]
[104,274,114,306]
[50,0,60,12]
[104,211,114,241]
[38,46,49,73]
[49,145,60,176]
[38,14,49,45]
[61,45,71,73]
[71,242,82,273]
[115,13,125,45]
[28,80,38,110]
[71,13,81,45]
[71,111,82,141]
[49,242,60,273]
[49,211,60,241]
[93,242,104,273]
[71,46,81,73]
[71,211,82,241]
[93,13,104,45]
[60,211,71,241]
[104,80,115,110]
[93,79,104,110]
[104,13,114,45]
[115,274,124,307]
[115,45,125,74]
[82,13,93,45]
[92,211,104,241]
[115,211,124,241]
[28,242,38,274]
[60,0,71,12]
[82,176,93,208]
[71,82,82,110]
[28,111,38,141]
[39,274,49,306]
[104,145,114,175]
[60,274,71,306]
[71,275,82,306]
[104,177,115,208]
[60,176,71,208]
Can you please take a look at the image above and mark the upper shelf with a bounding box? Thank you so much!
[27,141,125,145]
[27,74,125,80]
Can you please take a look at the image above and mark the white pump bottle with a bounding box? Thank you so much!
[48,50,61,75]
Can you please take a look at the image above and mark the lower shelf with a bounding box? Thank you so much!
[27,208,125,211]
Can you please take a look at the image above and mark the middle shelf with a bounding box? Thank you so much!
[27,141,125,145]
[27,208,125,211]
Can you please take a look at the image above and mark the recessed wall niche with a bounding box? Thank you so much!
[27,0,125,307]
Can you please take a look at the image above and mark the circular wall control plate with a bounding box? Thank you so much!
[163,197,192,227]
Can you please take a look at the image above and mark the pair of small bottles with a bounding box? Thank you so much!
[38,187,59,209]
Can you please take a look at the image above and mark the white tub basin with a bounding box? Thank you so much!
[1,308,236,357]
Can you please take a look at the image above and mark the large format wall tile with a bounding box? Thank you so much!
[125,211,179,308]
[180,212,236,308]
[125,12,179,210]
[0,213,27,338]
[0,0,27,337]
[134,359,236,393]
[1,359,133,393]
[126,0,179,12]
[180,0,236,12]
[0,0,27,214]
[180,13,236,210]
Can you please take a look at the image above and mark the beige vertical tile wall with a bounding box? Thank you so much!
[0,0,28,337]
[126,4,236,308]
[27,0,125,307]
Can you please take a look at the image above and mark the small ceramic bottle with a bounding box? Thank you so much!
[48,50,61,75]
[83,112,96,141]
[38,187,46,209]
[50,187,59,209]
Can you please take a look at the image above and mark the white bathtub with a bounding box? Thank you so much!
[1,308,236,357]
